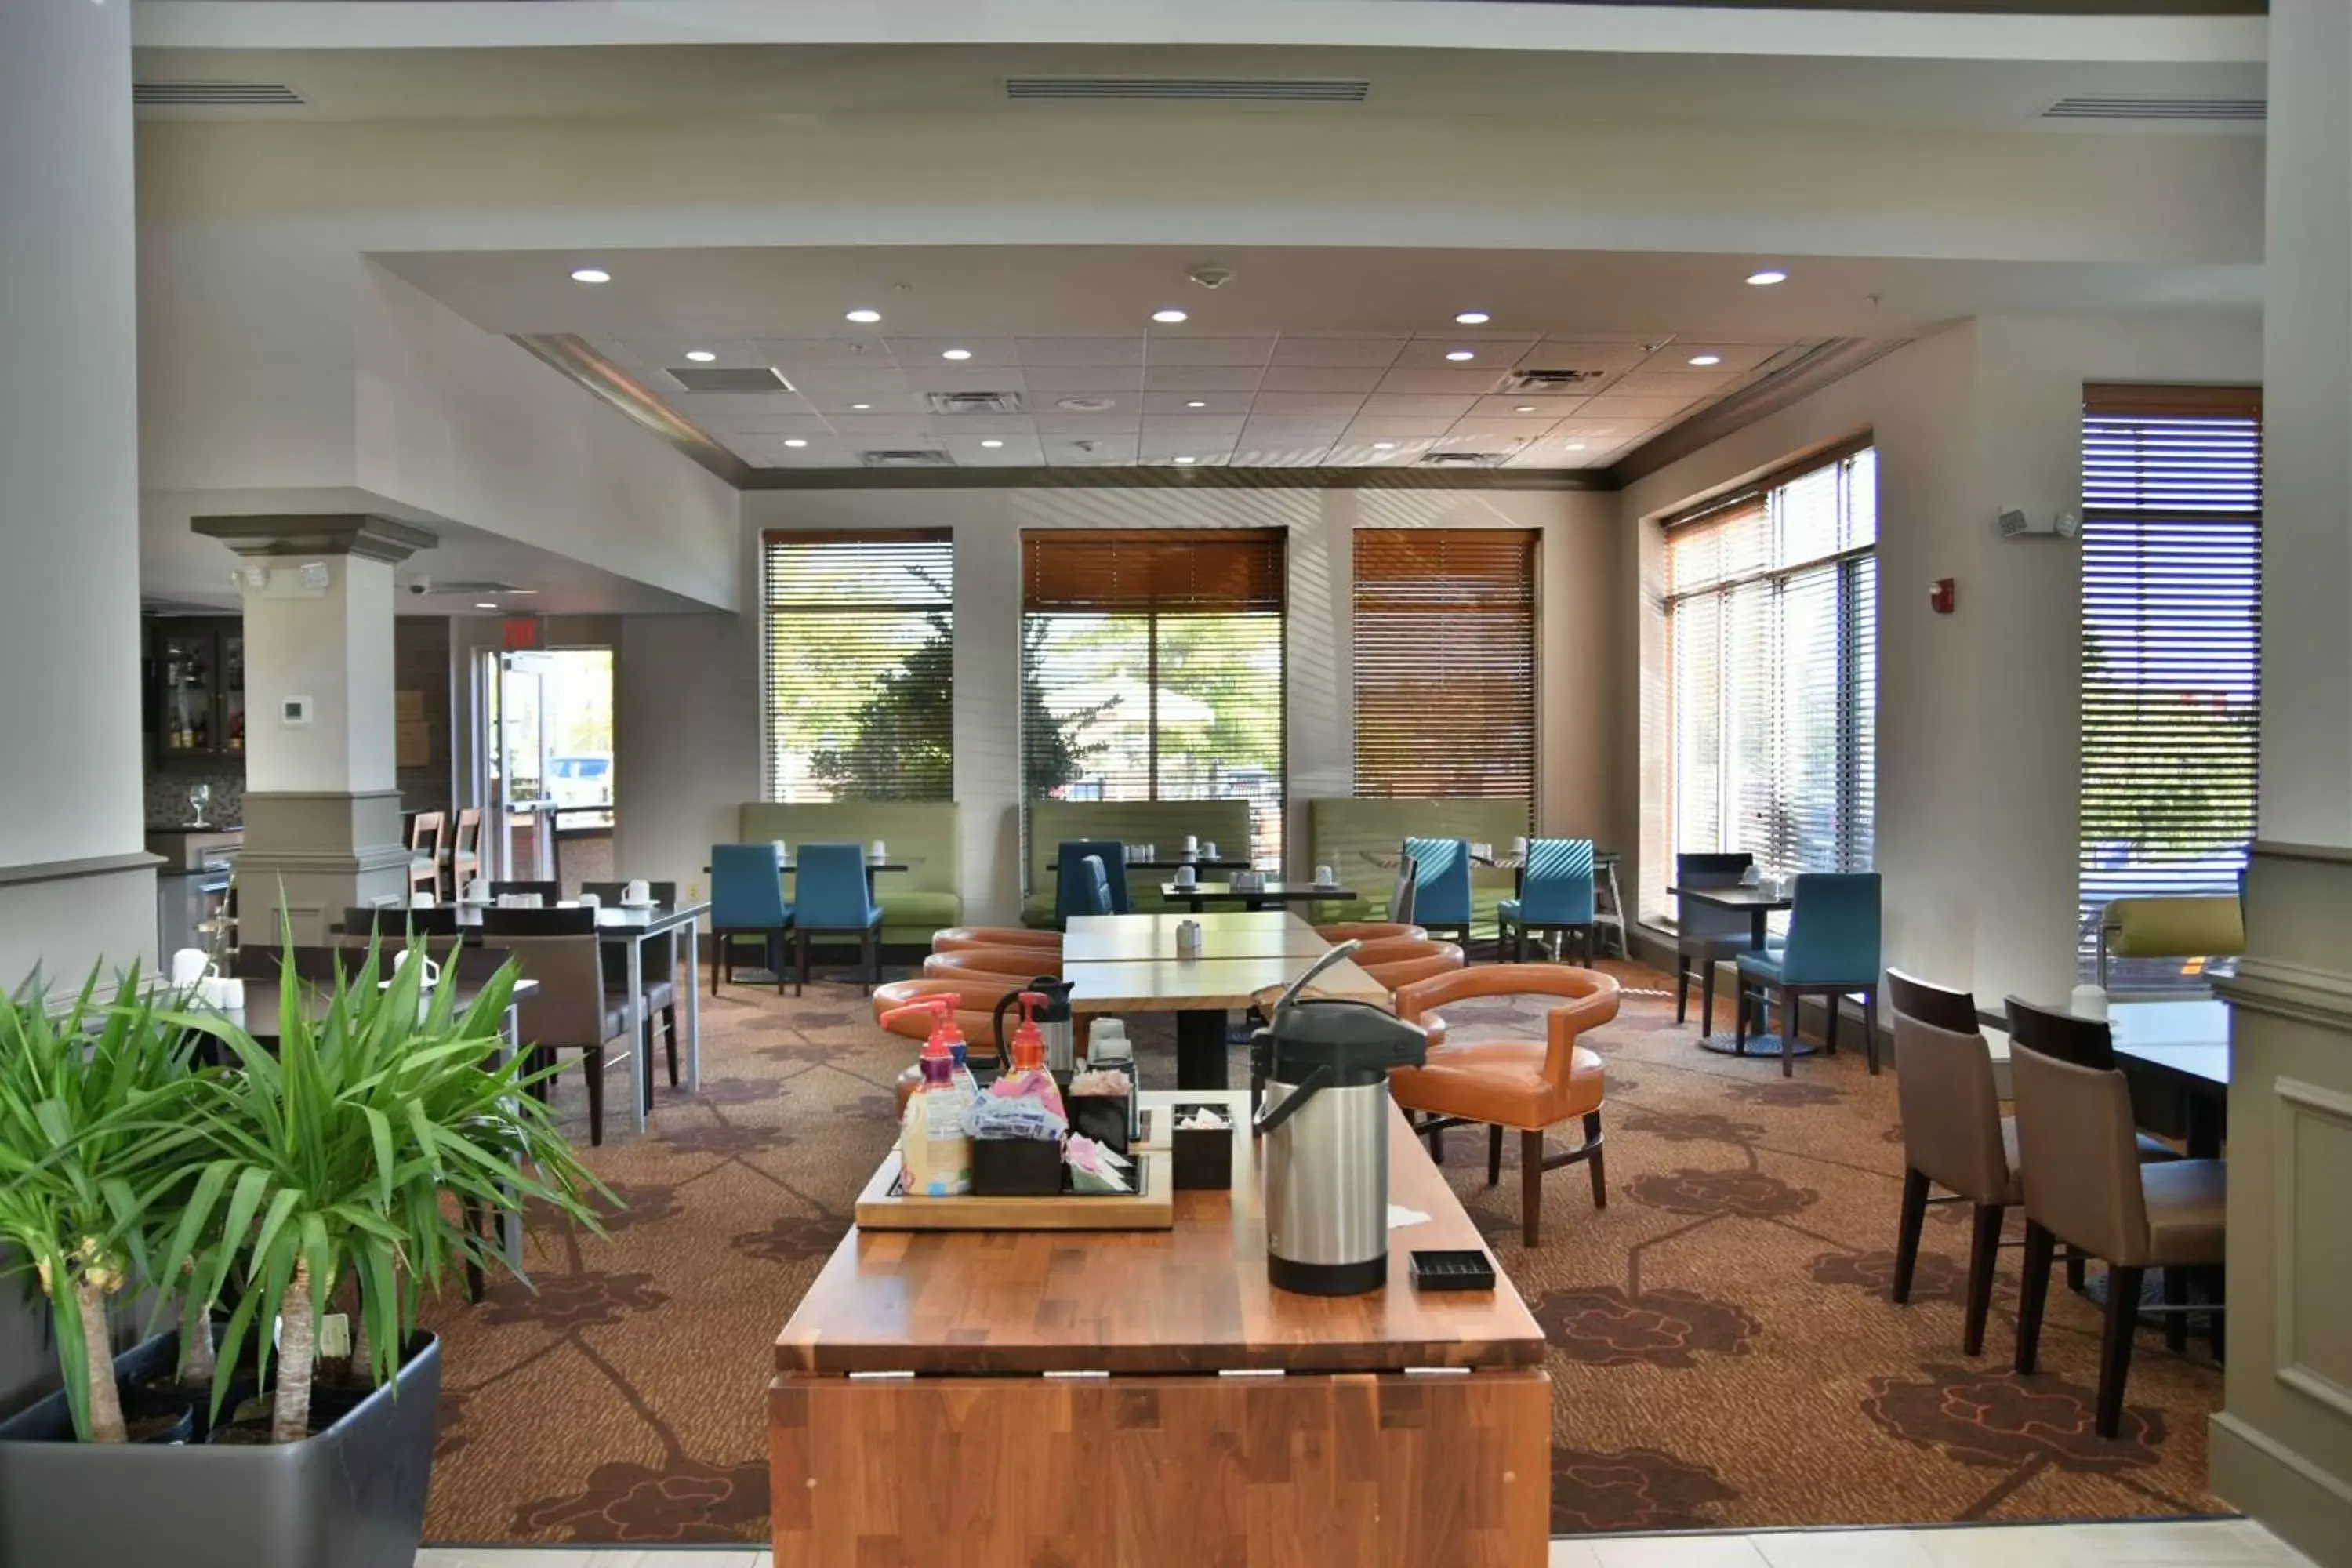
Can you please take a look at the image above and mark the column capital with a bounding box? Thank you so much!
[192,513,437,564]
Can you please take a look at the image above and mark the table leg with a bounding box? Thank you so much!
[626,937,648,1133]
[1694,906,1819,1058]
[499,1002,524,1272]
[2186,1091,2224,1160]
[1176,1008,1229,1090]
[684,920,703,1094]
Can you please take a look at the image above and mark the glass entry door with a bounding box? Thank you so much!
[478,650,555,881]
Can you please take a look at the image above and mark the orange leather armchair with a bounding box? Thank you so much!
[932,927,1062,955]
[1314,921,1428,946]
[1391,964,1620,1246]
[1353,938,1465,1004]
[922,949,1063,985]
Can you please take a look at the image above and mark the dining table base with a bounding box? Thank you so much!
[1696,1029,1821,1059]
[1176,1007,1232,1090]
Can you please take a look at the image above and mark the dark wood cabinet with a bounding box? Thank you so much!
[145,617,245,763]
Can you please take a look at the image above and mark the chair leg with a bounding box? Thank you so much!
[2097,1265,2145,1439]
[1730,972,1745,1054]
[664,1004,680,1087]
[1779,985,1798,1077]
[1702,961,1717,1038]
[711,935,723,996]
[2162,1268,2190,1353]
[2067,1250,2088,1294]
[2016,1221,2056,1374]
[794,929,810,997]
[1965,1203,2004,1357]
[640,1018,655,1116]
[1582,1110,1606,1208]
[583,1046,606,1148]
[1521,1129,1544,1247]
[1863,988,1881,1075]
[1824,993,1839,1055]
[1892,1167,1930,1305]
[1675,958,1690,1024]
[1487,1123,1503,1187]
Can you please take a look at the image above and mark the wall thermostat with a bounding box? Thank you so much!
[281,695,313,727]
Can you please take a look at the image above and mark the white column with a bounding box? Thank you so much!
[2207,2,2352,1554]
[0,0,154,989]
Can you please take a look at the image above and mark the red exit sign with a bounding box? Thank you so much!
[500,615,545,652]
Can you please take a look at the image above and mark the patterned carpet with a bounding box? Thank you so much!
[417,958,2224,1545]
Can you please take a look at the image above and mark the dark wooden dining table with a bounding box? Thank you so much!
[1162,879,1356,913]
[2079,998,2230,1159]
[1665,882,1800,1057]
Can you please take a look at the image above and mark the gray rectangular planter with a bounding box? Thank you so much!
[0,1329,441,1568]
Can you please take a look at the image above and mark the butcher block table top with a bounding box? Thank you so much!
[775,1090,1543,1377]
[1062,911,1333,964]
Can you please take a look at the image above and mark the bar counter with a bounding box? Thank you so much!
[769,1090,1550,1566]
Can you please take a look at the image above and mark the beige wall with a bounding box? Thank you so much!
[615,485,1621,926]
[1617,312,2263,1011]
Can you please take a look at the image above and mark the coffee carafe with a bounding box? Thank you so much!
[1250,944,1428,1296]
[993,975,1077,1075]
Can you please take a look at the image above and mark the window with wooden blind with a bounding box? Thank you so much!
[2078,384,2262,988]
[1352,529,1537,804]
[1020,530,1287,869]
[760,530,953,801]
[1657,445,1877,916]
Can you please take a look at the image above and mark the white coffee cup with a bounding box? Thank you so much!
[625,878,651,904]
[577,891,600,909]
[398,949,441,990]
[1513,837,1529,855]
[1201,841,1218,859]
[870,840,887,860]
[1174,865,1197,887]
[1087,1017,1131,1064]
[197,975,233,1010]
[519,893,543,909]
[1183,834,1199,854]
[1315,864,1335,886]
[771,840,788,864]
[170,947,214,988]
[465,877,490,904]
[218,978,245,1011]
[410,890,436,909]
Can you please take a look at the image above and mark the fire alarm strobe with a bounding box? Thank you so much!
[1929,579,1955,615]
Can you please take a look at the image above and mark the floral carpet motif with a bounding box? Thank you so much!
[418,956,2225,1544]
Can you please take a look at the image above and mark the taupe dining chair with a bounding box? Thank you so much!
[582,880,680,1093]
[481,909,633,1145]
[1885,971,2014,1356]
[2010,1042,2227,1438]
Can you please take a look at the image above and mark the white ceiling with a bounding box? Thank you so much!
[376,242,2257,472]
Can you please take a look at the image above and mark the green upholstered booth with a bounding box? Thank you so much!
[739,801,960,946]
[1305,797,1534,936]
[1022,799,1255,926]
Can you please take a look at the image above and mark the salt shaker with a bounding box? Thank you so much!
[1175,919,1203,957]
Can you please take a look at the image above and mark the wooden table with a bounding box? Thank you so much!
[1162,878,1356,913]
[1666,882,1803,1058]
[458,898,710,1131]
[770,1090,1549,1568]
[1064,910,1331,963]
[1066,942,1390,1091]
[2073,997,2231,1159]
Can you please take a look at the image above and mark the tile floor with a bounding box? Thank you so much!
[415,1519,2318,1568]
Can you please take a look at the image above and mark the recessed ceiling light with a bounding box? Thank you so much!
[684,350,717,363]
[941,348,972,361]
[1688,354,1722,367]
[1152,309,1189,325]
[474,601,498,610]
[1514,404,1537,413]
[568,267,611,284]
[1454,310,1492,325]
[1745,270,1788,286]
[1185,400,1207,408]
[980,439,1004,448]
[1563,441,1588,451]
[1372,441,1396,450]
[1445,349,1477,362]
[784,438,808,448]
[850,402,872,410]
[1174,456,1198,464]
[1057,396,1115,412]
[844,308,882,323]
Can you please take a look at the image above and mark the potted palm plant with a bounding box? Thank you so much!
[0,939,607,1568]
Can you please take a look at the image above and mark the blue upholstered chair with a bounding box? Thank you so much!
[1497,838,1598,966]
[1054,840,1132,924]
[1404,837,1473,949]
[1734,873,1883,1077]
[793,842,885,995]
[1076,855,1114,918]
[1675,851,1758,1037]
[710,844,793,996]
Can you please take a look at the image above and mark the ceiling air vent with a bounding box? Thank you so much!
[1415,452,1507,469]
[858,449,955,469]
[1502,368,1610,393]
[924,390,1028,416]
[667,366,793,394]
[2043,96,2265,123]
[135,82,305,107]
[1005,77,1369,104]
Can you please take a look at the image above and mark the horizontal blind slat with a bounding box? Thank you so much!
[1352,529,1535,803]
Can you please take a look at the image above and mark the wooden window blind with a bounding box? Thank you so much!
[2077,384,2261,988]
[1658,447,1876,912]
[1351,529,1537,804]
[760,530,953,802]
[1019,530,1287,869]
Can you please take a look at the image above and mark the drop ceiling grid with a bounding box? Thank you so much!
[594,329,1815,468]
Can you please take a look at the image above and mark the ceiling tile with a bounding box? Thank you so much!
[1044,432,1139,466]
[1358,393,1478,419]
[772,366,912,394]
[1257,365,1385,394]
[943,433,1047,466]
[1034,405,1143,433]
[795,389,928,416]
[883,336,1020,366]
[1576,394,1701,419]
[898,367,1029,394]
[1247,390,1368,416]
[1324,438,1432,465]
[1138,415,1250,440]
[818,416,942,441]
[692,413,833,438]
[1525,339,1657,372]
[1445,416,1563,443]
[1142,365,1266,393]
[1143,390,1251,416]
[1639,341,1791,374]
[748,338,899,371]
[1022,365,1146,393]
[1390,338,1539,370]
[1229,441,1334,467]
[1240,418,1352,442]
[1341,415,1458,439]
[1471,394,1592,418]
[1610,369,1737,397]
[910,412,1037,436]
[1374,368,1508,395]
[669,390,811,419]
[1014,336,1145,367]
[1269,336,1409,368]
[1142,336,1276,367]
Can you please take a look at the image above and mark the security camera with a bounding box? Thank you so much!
[407,577,432,597]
